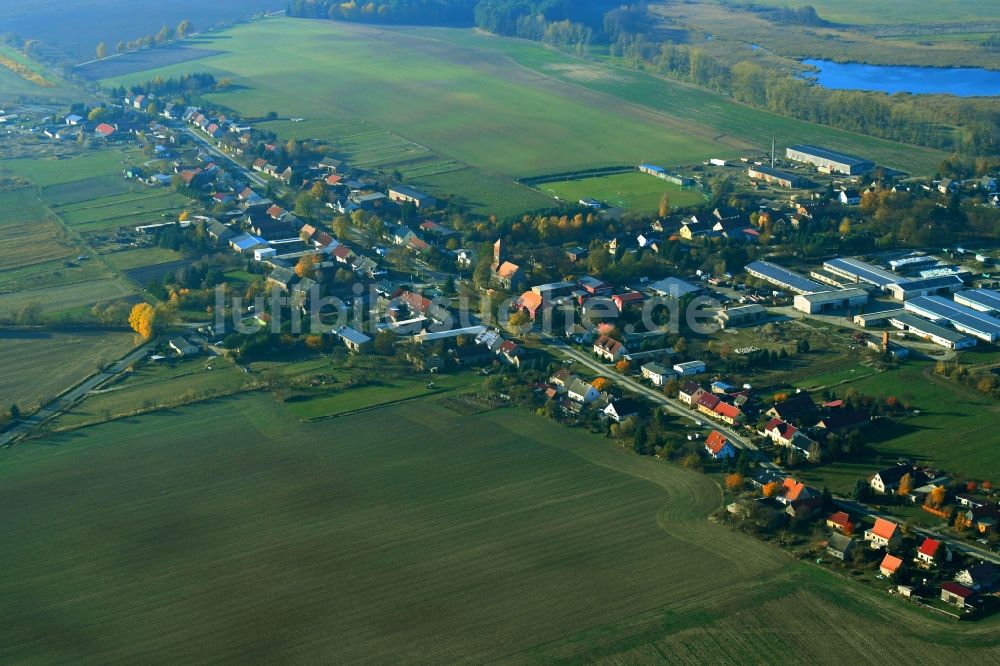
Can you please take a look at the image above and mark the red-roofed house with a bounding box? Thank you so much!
[267,204,286,220]
[332,245,355,264]
[94,123,116,139]
[704,431,736,459]
[778,478,814,505]
[825,511,853,534]
[593,335,626,362]
[612,292,645,312]
[325,174,343,186]
[516,290,545,320]
[865,517,901,550]
[696,392,721,413]
[916,537,949,568]
[880,553,903,577]
[941,582,975,608]
[712,401,744,425]
[764,417,798,447]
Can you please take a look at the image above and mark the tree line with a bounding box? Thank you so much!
[95,19,193,61]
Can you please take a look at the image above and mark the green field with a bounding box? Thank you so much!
[795,361,1000,493]
[543,171,707,211]
[0,328,136,411]
[2,392,998,662]
[94,18,948,215]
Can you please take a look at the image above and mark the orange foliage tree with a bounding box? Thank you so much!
[762,481,779,498]
[128,303,155,340]
[592,377,611,392]
[725,473,744,491]
[927,485,947,508]
[614,359,631,373]
[897,472,912,497]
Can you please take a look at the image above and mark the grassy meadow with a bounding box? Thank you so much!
[794,360,1000,494]
[2,391,999,662]
[542,171,707,211]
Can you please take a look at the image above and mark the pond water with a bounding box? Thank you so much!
[802,59,1000,97]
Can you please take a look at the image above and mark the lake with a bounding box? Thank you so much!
[803,59,1000,97]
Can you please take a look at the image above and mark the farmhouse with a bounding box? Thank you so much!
[673,360,705,376]
[826,511,853,534]
[604,399,640,422]
[826,533,855,560]
[704,431,736,459]
[764,393,816,424]
[593,335,627,362]
[567,377,600,404]
[678,381,704,405]
[864,518,902,550]
[869,464,916,495]
[640,362,675,387]
[915,538,949,568]
[879,554,903,578]
[955,563,1000,592]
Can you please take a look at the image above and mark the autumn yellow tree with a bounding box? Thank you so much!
[897,472,912,497]
[128,303,155,340]
[762,481,779,498]
[926,485,946,508]
[658,191,671,218]
[614,359,630,373]
[295,254,316,278]
[592,377,611,392]
[725,473,743,491]
[954,511,971,531]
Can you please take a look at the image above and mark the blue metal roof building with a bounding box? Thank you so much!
[954,289,1000,314]
[904,295,1000,342]
[745,260,822,294]
[824,257,905,289]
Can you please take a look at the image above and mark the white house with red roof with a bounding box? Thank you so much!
[704,431,736,459]
[915,537,950,568]
[593,335,627,362]
[864,517,902,550]
[880,553,903,577]
[825,511,853,534]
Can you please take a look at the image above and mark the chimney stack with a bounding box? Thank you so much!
[882,330,889,351]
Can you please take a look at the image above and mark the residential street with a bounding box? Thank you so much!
[539,333,757,451]
[834,497,1000,565]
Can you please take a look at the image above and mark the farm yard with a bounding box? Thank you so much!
[1,391,997,662]
[0,328,136,412]
[542,170,706,211]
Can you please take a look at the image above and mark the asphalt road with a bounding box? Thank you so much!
[0,344,151,447]
[539,334,757,451]
[177,125,272,191]
[834,497,1000,565]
